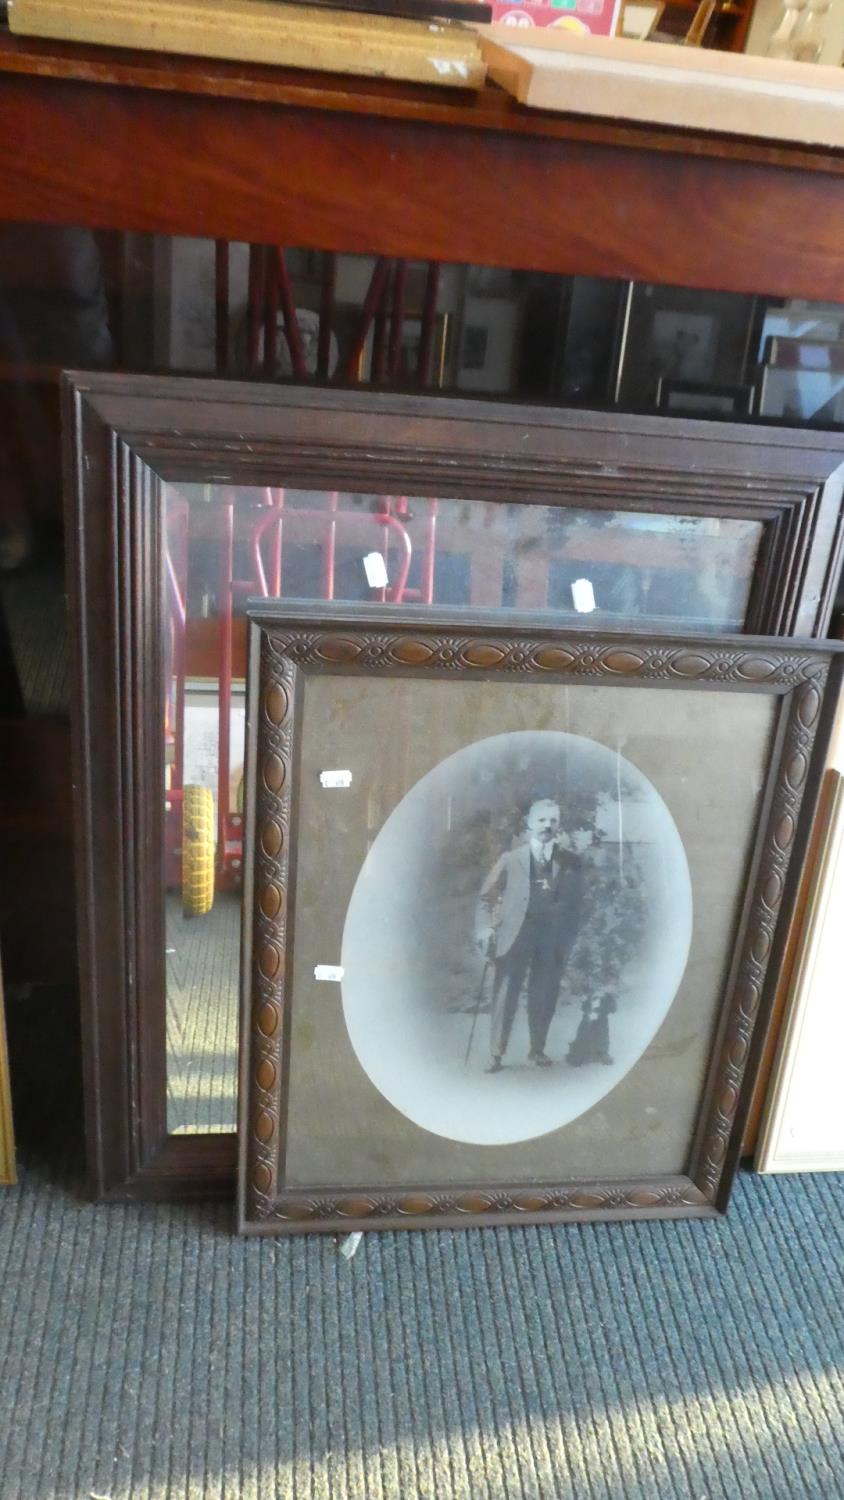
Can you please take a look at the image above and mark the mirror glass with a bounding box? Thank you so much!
[160,482,763,1133]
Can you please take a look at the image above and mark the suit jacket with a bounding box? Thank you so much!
[477,843,583,959]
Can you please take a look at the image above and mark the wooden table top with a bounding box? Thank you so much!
[2,25,844,173]
[2,26,844,301]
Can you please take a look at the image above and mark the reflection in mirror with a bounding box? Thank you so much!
[160,482,762,1132]
[164,681,245,1135]
[163,483,247,1133]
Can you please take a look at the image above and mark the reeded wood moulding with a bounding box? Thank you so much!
[67,373,844,636]
[239,601,843,1235]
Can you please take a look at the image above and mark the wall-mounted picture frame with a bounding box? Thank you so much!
[64,374,844,1199]
[757,365,844,425]
[456,294,520,393]
[615,285,759,408]
[239,603,842,1236]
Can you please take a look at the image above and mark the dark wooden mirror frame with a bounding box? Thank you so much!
[63,371,844,1200]
[239,604,844,1235]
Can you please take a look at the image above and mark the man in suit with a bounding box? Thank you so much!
[477,797,583,1074]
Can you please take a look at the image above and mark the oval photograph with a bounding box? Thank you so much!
[341,730,693,1146]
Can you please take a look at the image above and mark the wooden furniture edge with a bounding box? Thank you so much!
[2,29,844,175]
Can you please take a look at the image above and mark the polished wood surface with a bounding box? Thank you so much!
[2,33,844,299]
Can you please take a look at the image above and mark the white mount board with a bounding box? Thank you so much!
[480,29,844,148]
[756,771,844,1173]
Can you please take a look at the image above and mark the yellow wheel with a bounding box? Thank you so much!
[182,784,215,918]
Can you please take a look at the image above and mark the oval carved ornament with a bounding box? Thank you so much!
[265,683,288,725]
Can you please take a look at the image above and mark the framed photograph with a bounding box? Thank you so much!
[64,374,844,1199]
[615,285,759,408]
[456,295,520,393]
[238,602,842,1235]
[656,378,756,417]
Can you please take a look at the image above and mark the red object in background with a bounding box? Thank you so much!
[489,0,621,32]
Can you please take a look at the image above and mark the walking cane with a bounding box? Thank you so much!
[464,936,495,1068]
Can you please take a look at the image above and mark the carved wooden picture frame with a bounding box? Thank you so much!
[239,603,842,1234]
[63,371,844,1200]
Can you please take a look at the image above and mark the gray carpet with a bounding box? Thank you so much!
[166,893,240,1136]
[1,1163,843,1500]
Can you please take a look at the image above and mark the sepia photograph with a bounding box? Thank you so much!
[240,606,841,1235]
[341,729,692,1146]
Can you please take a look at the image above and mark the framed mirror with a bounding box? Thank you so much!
[64,374,844,1197]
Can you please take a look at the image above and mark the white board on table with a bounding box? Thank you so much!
[478,28,844,148]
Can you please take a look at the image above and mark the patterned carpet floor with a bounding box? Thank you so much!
[0,1158,842,1500]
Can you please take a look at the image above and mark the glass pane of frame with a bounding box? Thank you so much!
[161,482,763,1134]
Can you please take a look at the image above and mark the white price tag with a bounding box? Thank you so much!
[363,551,389,589]
[314,964,344,983]
[571,577,597,614]
[320,769,352,789]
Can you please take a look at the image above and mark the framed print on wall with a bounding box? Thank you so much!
[238,603,842,1235]
[64,373,844,1199]
[615,285,760,409]
[757,357,844,425]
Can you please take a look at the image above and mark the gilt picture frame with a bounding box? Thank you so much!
[238,601,842,1235]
